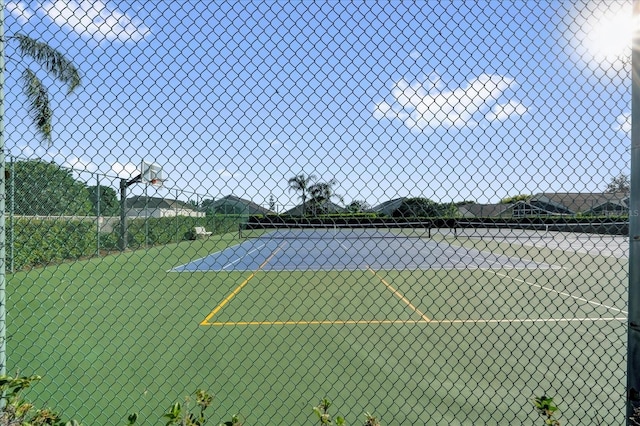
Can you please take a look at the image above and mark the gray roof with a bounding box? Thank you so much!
[531,192,629,214]
[458,203,512,217]
[283,201,345,216]
[371,197,406,216]
[210,195,273,215]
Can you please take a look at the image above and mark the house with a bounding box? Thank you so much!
[125,196,204,218]
[458,203,513,218]
[206,195,273,215]
[283,201,345,216]
[519,192,628,217]
[371,197,406,216]
[529,192,629,215]
[459,192,629,218]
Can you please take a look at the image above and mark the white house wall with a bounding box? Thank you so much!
[126,208,204,218]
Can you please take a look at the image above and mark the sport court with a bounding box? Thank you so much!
[171,227,626,332]
[172,227,551,272]
[164,226,627,423]
[15,226,623,424]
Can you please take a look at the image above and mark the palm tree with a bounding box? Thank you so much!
[12,34,82,143]
[308,179,344,216]
[288,173,316,216]
[0,33,82,376]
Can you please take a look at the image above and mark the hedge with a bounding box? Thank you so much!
[10,218,99,270]
[8,215,247,271]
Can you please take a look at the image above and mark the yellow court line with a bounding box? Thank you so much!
[204,317,627,326]
[367,267,431,322]
[200,242,286,326]
[208,319,430,326]
[201,249,622,327]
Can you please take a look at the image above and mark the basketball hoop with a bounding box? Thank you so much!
[141,161,164,186]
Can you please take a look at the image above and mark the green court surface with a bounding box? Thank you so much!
[7,231,627,425]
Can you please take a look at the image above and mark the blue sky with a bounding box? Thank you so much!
[3,0,632,209]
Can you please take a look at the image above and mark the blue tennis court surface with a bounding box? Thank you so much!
[172,230,550,272]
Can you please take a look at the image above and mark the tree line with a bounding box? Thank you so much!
[287,173,456,217]
[8,166,629,219]
[7,159,119,216]
[287,174,345,215]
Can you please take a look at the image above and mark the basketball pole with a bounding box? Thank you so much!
[628,2,640,422]
[119,163,163,251]
[119,173,142,251]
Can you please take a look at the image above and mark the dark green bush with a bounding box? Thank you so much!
[10,219,98,270]
[8,215,247,271]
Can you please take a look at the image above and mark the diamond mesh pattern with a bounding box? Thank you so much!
[2,1,630,424]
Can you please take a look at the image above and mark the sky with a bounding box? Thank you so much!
[2,0,632,209]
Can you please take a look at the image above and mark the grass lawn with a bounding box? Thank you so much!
[7,231,628,425]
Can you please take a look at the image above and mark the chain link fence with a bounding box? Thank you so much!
[2,1,633,424]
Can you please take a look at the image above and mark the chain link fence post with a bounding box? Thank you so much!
[628,3,640,423]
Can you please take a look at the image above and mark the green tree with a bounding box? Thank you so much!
[288,173,317,216]
[500,194,532,204]
[604,174,630,194]
[12,34,82,143]
[200,198,215,215]
[88,185,119,216]
[347,200,371,213]
[392,197,457,218]
[308,179,344,216]
[8,160,92,215]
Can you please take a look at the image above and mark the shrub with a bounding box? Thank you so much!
[0,374,77,426]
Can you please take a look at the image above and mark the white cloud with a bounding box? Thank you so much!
[373,73,523,130]
[268,138,291,149]
[216,168,238,178]
[617,112,631,133]
[486,101,527,121]
[14,143,37,158]
[41,0,151,43]
[372,101,392,120]
[63,156,97,172]
[111,161,139,178]
[7,1,34,24]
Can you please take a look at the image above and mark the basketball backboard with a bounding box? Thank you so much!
[141,161,164,186]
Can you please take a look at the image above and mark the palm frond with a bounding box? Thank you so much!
[22,69,52,142]
[14,34,81,93]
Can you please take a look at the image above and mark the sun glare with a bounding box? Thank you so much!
[586,5,633,61]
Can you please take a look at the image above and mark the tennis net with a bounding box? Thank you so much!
[239,220,628,240]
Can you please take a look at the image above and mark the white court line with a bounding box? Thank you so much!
[434,235,559,269]
[222,243,269,270]
[491,271,628,315]
[169,241,268,272]
[427,317,627,324]
[169,245,235,272]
